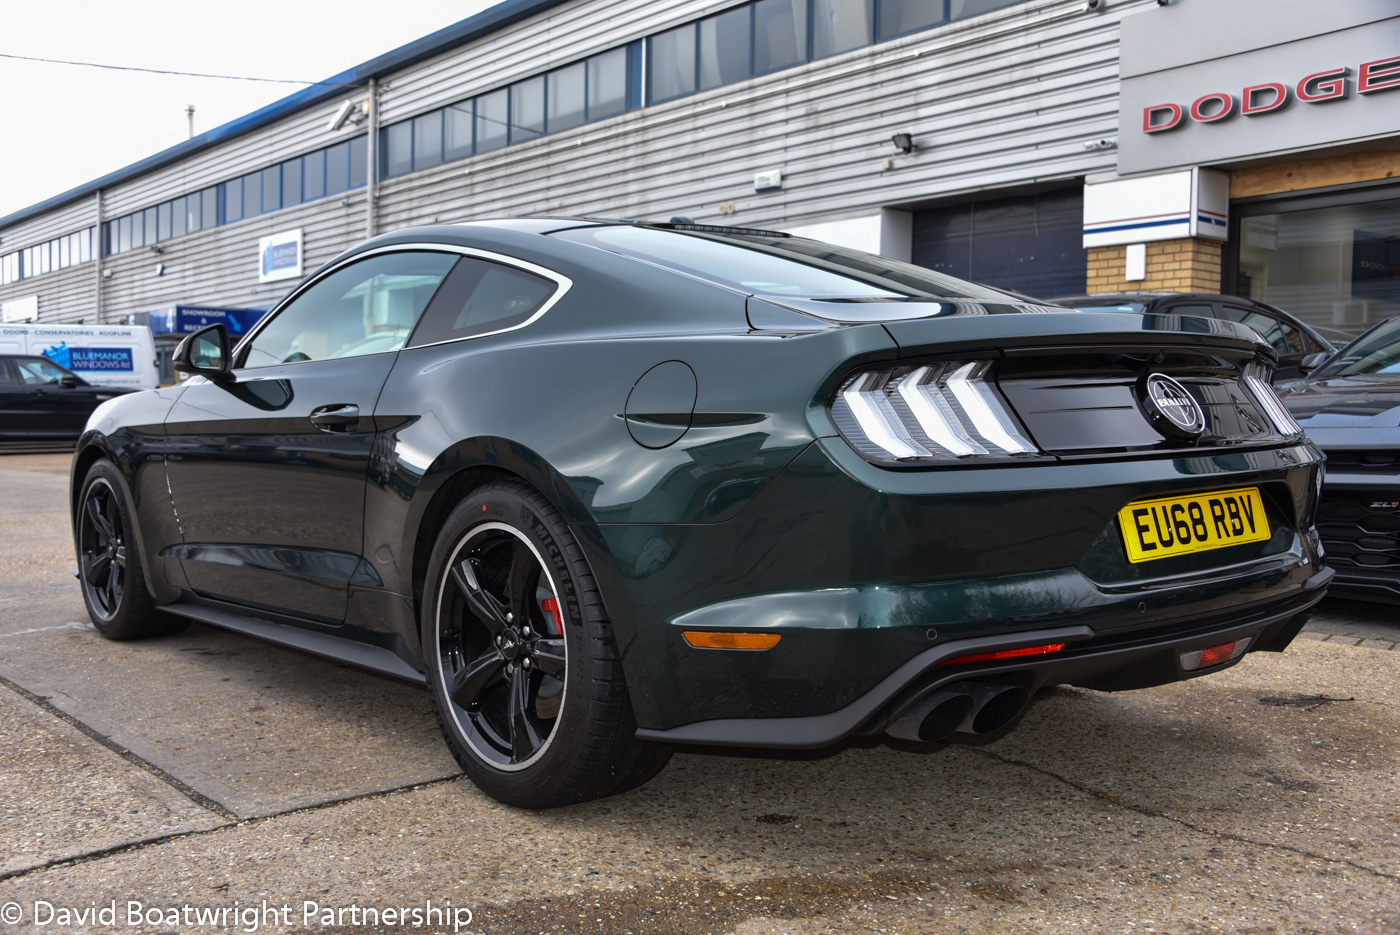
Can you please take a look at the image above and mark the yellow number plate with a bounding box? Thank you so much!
[1117,487,1271,564]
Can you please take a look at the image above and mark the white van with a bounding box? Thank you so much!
[0,323,159,390]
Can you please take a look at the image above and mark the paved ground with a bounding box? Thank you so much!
[1,452,1397,934]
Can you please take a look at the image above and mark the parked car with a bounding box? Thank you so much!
[1049,293,1335,386]
[71,220,1328,808]
[0,355,133,440]
[1283,315,1400,603]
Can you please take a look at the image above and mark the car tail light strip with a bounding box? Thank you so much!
[834,361,1040,465]
[1243,363,1303,437]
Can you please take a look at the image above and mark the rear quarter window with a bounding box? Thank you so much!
[406,257,558,346]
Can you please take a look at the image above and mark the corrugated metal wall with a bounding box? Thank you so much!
[1,0,1146,324]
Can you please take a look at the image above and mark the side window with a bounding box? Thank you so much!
[1218,306,1301,356]
[406,257,558,347]
[241,251,457,368]
[14,357,70,385]
[0,359,16,384]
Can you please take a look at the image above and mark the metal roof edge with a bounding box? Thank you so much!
[0,0,573,234]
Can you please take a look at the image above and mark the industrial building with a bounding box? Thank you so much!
[1,0,1397,366]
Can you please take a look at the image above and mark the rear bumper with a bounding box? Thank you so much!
[583,438,1325,733]
[636,569,1331,748]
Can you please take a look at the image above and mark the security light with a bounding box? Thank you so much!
[891,133,914,154]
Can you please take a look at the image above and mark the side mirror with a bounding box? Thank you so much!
[173,324,233,379]
[59,373,79,388]
[1298,351,1330,376]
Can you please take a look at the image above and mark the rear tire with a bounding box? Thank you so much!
[76,460,187,641]
[422,480,671,807]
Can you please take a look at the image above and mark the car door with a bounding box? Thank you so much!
[0,358,41,437]
[162,249,459,621]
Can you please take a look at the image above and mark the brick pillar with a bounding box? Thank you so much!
[1086,238,1222,294]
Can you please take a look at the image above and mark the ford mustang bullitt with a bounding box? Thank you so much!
[71,219,1330,807]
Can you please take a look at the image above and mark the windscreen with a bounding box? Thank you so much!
[550,224,1024,303]
[1314,318,1400,378]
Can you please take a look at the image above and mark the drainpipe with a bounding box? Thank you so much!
[366,78,378,239]
[94,190,104,324]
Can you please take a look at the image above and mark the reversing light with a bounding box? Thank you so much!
[939,642,1067,666]
[682,631,782,650]
[832,360,1040,466]
[1180,637,1251,671]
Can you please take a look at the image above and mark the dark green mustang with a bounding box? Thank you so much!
[70,219,1329,807]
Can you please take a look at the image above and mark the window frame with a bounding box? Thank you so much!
[232,243,575,365]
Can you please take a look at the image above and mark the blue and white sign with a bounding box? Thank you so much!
[258,228,304,283]
[45,343,134,372]
[146,305,266,337]
[1082,168,1230,249]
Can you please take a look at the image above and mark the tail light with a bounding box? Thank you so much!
[831,361,1042,466]
[1242,362,1303,438]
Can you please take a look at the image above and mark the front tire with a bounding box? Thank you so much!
[422,480,670,807]
[76,460,187,641]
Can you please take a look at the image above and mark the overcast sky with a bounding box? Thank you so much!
[0,0,500,220]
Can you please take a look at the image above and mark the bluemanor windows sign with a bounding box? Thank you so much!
[44,342,134,372]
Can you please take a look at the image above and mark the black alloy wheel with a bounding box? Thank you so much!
[79,476,128,621]
[437,521,569,769]
[76,460,186,641]
[423,481,671,807]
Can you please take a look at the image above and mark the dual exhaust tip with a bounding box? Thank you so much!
[886,681,1030,743]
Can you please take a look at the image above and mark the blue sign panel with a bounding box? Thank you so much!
[147,305,266,337]
[43,343,135,372]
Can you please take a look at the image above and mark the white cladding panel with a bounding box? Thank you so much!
[0,0,1145,323]
[1,197,96,252]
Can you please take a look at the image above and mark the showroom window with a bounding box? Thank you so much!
[1231,189,1400,341]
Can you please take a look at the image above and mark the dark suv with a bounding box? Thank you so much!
[1051,293,1336,386]
[0,355,131,440]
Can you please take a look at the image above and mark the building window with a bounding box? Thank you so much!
[304,149,326,201]
[413,111,443,171]
[444,102,474,161]
[326,141,350,195]
[700,8,752,91]
[1233,194,1400,341]
[476,88,509,153]
[588,47,629,119]
[547,61,587,133]
[385,121,413,178]
[649,23,698,104]
[753,0,808,74]
[878,0,946,38]
[282,158,303,207]
[509,75,545,144]
[949,0,1024,20]
[814,0,873,59]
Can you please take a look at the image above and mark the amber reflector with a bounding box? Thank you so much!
[682,631,781,650]
[939,642,1067,666]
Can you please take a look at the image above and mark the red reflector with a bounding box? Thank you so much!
[939,642,1067,666]
[1196,641,1236,669]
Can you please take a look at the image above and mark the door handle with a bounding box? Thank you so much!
[309,403,360,432]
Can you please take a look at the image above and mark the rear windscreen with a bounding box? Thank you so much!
[550,224,1022,303]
